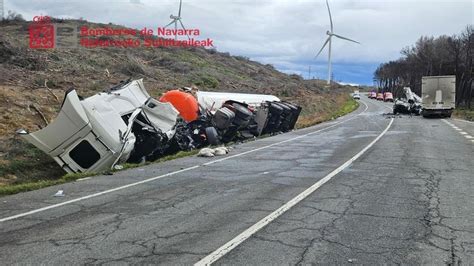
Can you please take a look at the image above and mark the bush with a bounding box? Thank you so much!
[193,74,219,88]
[4,11,25,22]
[289,74,303,81]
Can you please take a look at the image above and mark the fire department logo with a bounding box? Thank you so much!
[29,17,55,49]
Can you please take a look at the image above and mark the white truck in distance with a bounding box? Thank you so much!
[421,75,456,118]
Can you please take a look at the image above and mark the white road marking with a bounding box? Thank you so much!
[195,118,394,266]
[454,118,474,124]
[0,101,370,223]
[471,140,474,143]
[442,119,474,143]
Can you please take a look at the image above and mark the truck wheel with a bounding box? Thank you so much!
[232,103,253,120]
[205,127,220,145]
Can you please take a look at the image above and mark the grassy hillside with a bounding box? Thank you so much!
[0,19,357,189]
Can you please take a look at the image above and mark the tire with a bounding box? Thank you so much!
[232,115,250,128]
[232,103,253,120]
[205,127,220,145]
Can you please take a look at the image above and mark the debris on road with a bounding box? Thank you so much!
[53,190,65,197]
[17,79,302,174]
[393,87,422,115]
[198,148,216,157]
[198,146,229,157]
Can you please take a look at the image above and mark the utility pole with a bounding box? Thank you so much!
[308,66,311,80]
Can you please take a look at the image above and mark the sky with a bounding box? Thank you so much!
[3,0,473,85]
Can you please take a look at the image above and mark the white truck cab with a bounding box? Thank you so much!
[17,79,179,173]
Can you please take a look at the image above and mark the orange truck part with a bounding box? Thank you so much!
[159,90,199,122]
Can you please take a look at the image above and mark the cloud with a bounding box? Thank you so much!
[4,0,473,84]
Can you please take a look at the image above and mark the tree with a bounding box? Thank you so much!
[374,25,473,108]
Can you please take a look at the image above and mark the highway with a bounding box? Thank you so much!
[0,95,472,264]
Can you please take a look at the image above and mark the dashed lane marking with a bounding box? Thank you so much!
[454,118,474,124]
[442,119,473,144]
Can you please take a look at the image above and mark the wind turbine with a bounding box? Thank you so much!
[316,0,360,85]
[164,0,189,40]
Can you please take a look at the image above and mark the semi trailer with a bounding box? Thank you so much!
[421,76,456,118]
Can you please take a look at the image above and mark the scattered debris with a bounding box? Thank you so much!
[53,190,65,197]
[392,87,422,115]
[198,146,229,157]
[214,146,229,155]
[198,148,216,157]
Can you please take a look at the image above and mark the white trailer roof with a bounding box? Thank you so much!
[197,91,280,113]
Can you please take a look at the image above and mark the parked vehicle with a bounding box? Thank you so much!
[376,93,384,101]
[353,90,360,100]
[17,79,302,174]
[421,76,456,118]
[383,92,394,102]
[369,91,377,99]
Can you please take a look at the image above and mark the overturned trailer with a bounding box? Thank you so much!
[18,80,302,174]
[193,91,301,138]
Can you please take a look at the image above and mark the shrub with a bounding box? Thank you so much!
[193,74,219,88]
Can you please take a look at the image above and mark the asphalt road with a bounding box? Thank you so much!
[1,95,472,265]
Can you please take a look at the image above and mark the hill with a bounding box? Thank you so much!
[0,19,357,189]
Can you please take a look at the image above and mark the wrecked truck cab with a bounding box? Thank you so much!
[18,79,180,174]
[17,88,136,174]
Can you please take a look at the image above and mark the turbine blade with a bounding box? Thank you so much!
[332,33,360,44]
[316,37,331,58]
[178,0,182,16]
[179,20,190,40]
[326,0,333,32]
[164,19,175,28]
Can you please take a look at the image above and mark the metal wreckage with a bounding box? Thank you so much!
[392,87,422,115]
[17,79,302,174]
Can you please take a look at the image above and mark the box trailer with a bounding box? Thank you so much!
[421,76,456,117]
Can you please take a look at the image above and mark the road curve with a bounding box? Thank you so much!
[0,95,472,264]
